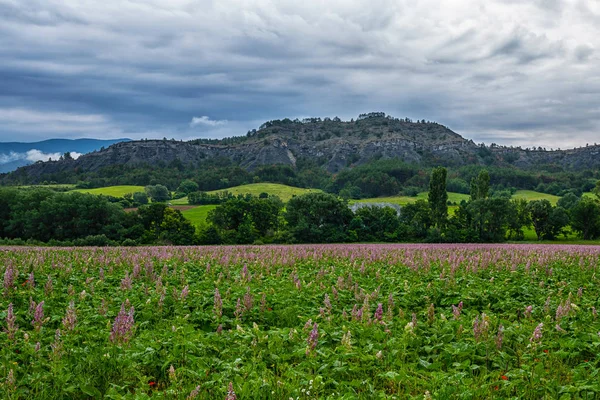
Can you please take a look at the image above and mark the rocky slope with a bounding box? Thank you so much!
[4,114,600,182]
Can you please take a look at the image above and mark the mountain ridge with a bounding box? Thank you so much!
[3,114,600,183]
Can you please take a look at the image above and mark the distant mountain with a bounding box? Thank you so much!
[0,138,130,173]
[3,113,600,183]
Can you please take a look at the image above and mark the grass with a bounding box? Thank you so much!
[72,185,145,197]
[181,205,217,227]
[512,190,560,205]
[175,183,322,205]
[352,191,470,206]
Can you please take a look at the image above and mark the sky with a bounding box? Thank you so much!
[0,0,598,149]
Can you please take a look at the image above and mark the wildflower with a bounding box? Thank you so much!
[473,313,489,342]
[98,299,108,316]
[99,268,105,281]
[181,285,189,301]
[375,303,383,322]
[501,375,508,381]
[6,369,15,390]
[543,296,551,314]
[592,307,597,320]
[3,265,16,293]
[332,286,339,300]
[524,306,533,318]
[62,300,77,331]
[376,350,383,359]
[216,324,223,335]
[35,342,40,352]
[577,287,583,298]
[324,294,332,313]
[27,272,35,288]
[412,312,417,329]
[187,385,201,399]
[44,276,53,295]
[306,323,319,354]
[304,319,313,330]
[260,293,267,313]
[31,301,45,331]
[149,381,157,387]
[495,324,504,350]
[387,293,394,319]
[341,330,352,348]
[110,301,135,344]
[234,298,243,319]
[120,271,132,290]
[4,303,18,340]
[50,329,63,358]
[555,324,566,333]
[530,323,543,344]
[427,303,435,325]
[214,288,223,318]
[243,288,253,311]
[451,303,462,320]
[169,365,176,382]
[225,382,237,400]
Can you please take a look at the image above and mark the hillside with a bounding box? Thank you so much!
[4,113,600,184]
[0,138,130,173]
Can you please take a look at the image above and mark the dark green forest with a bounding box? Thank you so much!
[1,169,599,246]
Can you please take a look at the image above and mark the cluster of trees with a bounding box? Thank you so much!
[0,188,195,246]
[198,170,600,244]
[2,169,600,246]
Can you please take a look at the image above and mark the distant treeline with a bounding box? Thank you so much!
[1,170,599,246]
[7,157,599,202]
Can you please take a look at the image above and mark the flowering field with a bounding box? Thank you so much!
[2,244,600,399]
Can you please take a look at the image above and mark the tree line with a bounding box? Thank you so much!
[1,169,599,246]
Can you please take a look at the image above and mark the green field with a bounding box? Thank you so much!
[175,183,322,205]
[352,191,470,206]
[3,245,600,398]
[72,185,145,197]
[512,190,561,205]
[180,205,217,227]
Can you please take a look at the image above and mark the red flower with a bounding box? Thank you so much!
[148,381,156,387]
[501,375,508,381]
[543,349,549,353]
[494,386,499,390]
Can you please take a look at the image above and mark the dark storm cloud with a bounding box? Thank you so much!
[0,0,598,148]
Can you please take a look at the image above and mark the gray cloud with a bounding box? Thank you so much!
[0,0,598,148]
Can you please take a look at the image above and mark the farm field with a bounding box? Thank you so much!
[72,185,145,197]
[174,183,322,205]
[181,205,217,227]
[512,190,561,205]
[352,191,470,205]
[2,245,600,399]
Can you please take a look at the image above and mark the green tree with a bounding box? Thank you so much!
[570,198,600,240]
[557,192,580,212]
[133,191,149,205]
[353,205,399,242]
[285,192,353,243]
[177,179,199,195]
[594,180,600,200]
[398,200,432,239]
[506,198,531,240]
[470,170,490,201]
[428,167,448,230]
[145,184,171,202]
[527,200,553,240]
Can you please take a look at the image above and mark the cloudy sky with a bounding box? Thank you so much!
[0,0,598,148]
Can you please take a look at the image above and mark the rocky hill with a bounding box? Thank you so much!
[4,113,600,183]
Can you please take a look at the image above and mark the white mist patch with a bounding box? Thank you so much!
[0,149,82,165]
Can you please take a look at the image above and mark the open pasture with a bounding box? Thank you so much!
[1,244,600,399]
